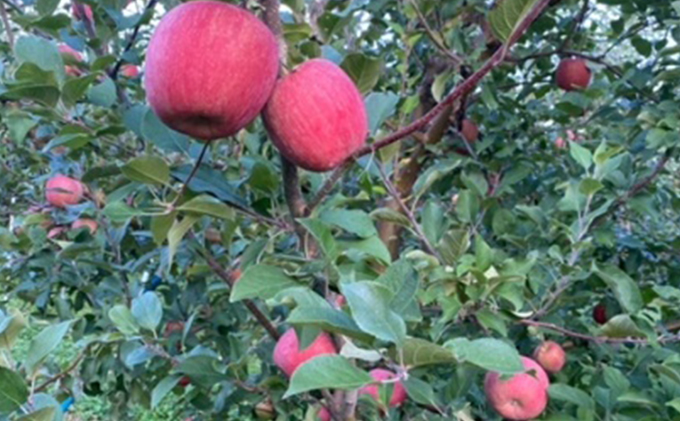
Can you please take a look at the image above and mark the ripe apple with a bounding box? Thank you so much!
[145,1,279,141]
[484,356,549,420]
[263,59,368,172]
[461,119,479,143]
[120,64,140,78]
[317,407,331,421]
[273,328,337,377]
[178,376,191,387]
[593,303,608,325]
[555,136,566,149]
[533,341,566,374]
[46,175,85,208]
[47,227,67,239]
[71,218,97,234]
[358,368,407,408]
[58,45,83,77]
[556,58,592,91]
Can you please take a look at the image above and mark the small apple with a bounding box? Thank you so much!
[555,136,566,149]
[593,303,608,325]
[46,175,85,208]
[556,58,592,91]
[71,218,97,234]
[317,406,331,421]
[120,64,140,78]
[145,1,279,141]
[178,376,191,387]
[533,341,566,374]
[273,328,337,377]
[47,227,67,239]
[58,45,84,77]
[263,59,368,172]
[358,368,407,408]
[484,356,549,421]
[461,119,479,143]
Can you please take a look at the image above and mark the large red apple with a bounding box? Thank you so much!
[263,59,368,172]
[533,341,566,374]
[484,356,549,420]
[358,368,407,408]
[556,58,592,91]
[461,119,479,143]
[272,328,337,377]
[71,218,98,234]
[145,1,279,141]
[46,175,85,208]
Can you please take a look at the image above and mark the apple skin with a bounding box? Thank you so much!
[58,45,83,77]
[145,1,279,141]
[556,58,592,91]
[46,175,85,208]
[593,303,608,325]
[71,218,98,234]
[273,328,337,377]
[120,65,140,78]
[555,137,566,149]
[533,341,566,374]
[47,227,67,239]
[263,59,368,172]
[317,407,331,421]
[358,368,407,408]
[484,356,549,421]
[461,119,479,143]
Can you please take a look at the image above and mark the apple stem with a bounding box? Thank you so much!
[171,140,210,207]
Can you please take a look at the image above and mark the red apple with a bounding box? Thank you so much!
[58,44,83,77]
[593,303,608,325]
[273,328,337,377]
[145,1,279,141]
[71,218,98,234]
[72,2,94,22]
[461,119,479,143]
[555,136,566,149]
[484,356,549,421]
[317,407,331,421]
[533,341,566,374]
[263,59,368,172]
[556,58,592,91]
[164,321,185,337]
[178,376,191,387]
[47,227,67,239]
[120,64,140,78]
[46,175,85,208]
[358,368,407,408]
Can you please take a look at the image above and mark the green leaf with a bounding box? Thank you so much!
[579,178,604,196]
[299,218,338,260]
[342,281,406,346]
[403,376,441,408]
[87,76,117,107]
[230,265,300,302]
[422,200,445,246]
[14,36,64,80]
[121,156,170,185]
[172,165,247,208]
[36,0,60,16]
[320,209,377,238]
[284,355,372,398]
[25,321,72,374]
[592,263,643,313]
[549,384,595,410]
[456,190,480,223]
[177,195,235,220]
[109,305,140,335]
[175,355,228,389]
[0,367,29,413]
[598,314,645,338]
[391,337,456,368]
[0,309,26,349]
[167,216,199,269]
[151,375,182,409]
[445,337,523,374]
[340,53,382,94]
[151,212,175,246]
[365,92,399,134]
[131,292,163,332]
[438,229,471,265]
[62,74,98,106]
[141,107,191,154]
[488,0,540,43]
[375,260,420,320]
[370,208,411,227]
[339,236,392,264]
[103,201,147,223]
[287,306,373,342]
[16,407,56,421]
[569,141,593,171]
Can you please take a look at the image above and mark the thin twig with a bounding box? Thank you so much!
[171,141,210,207]
[559,0,589,51]
[110,0,159,79]
[376,162,442,261]
[0,0,21,15]
[409,0,463,65]
[519,320,680,345]
[308,161,350,211]
[0,2,14,49]
[35,343,94,392]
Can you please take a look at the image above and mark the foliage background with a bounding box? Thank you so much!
[1,0,680,420]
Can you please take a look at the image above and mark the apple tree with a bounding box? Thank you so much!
[0,0,679,420]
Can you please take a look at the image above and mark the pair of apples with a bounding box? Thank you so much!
[145,1,367,172]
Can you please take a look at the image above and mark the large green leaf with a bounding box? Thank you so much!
[593,263,643,314]
[0,367,29,413]
[342,281,406,346]
[121,156,170,186]
[284,355,372,398]
[230,265,300,302]
[25,321,72,374]
[488,0,540,43]
[445,337,523,374]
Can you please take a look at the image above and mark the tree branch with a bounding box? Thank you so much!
[110,0,159,79]
[0,2,14,49]
[409,0,463,65]
[519,320,680,345]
